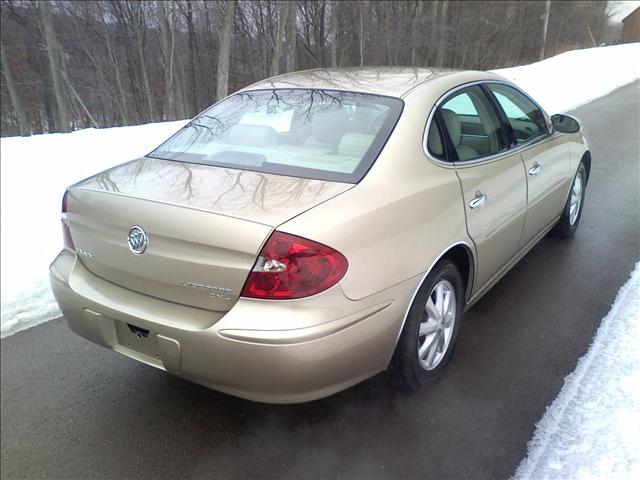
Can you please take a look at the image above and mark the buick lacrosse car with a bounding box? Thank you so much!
[50,68,590,403]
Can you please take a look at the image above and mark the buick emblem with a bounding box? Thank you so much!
[127,225,148,255]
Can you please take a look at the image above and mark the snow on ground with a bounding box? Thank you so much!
[0,120,185,338]
[493,43,640,114]
[514,263,640,480]
[1,43,639,339]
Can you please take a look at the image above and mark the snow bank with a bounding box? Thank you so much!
[0,121,185,338]
[493,43,640,114]
[1,44,639,338]
[514,263,640,480]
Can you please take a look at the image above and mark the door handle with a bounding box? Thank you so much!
[469,192,487,209]
[529,162,542,176]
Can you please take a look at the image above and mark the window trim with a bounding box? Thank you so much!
[422,80,554,168]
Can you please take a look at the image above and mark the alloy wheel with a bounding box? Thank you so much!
[569,171,583,226]
[417,280,456,370]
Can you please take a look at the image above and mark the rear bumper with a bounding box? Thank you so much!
[50,250,412,403]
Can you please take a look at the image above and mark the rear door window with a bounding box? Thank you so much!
[433,85,508,162]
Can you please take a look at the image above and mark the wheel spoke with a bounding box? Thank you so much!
[424,331,441,366]
[443,311,454,328]
[571,192,578,206]
[418,337,431,358]
[435,284,444,316]
[425,296,438,320]
[419,319,438,336]
[443,289,451,315]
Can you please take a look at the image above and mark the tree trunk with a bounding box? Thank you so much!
[130,3,156,121]
[359,1,365,66]
[428,0,440,65]
[102,15,129,124]
[137,39,155,121]
[185,0,199,115]
[159,2,176,120]
[76,44,109,125]
[39,1,71,133]
[216,0,236,100]
[286,1,297,72]
[435,0,449,67]
[59,52,98,128]
[318,1,326,67]
[540,0,551,60]
[410,2,423,67]
[384,2,393,65]
[330,0,338,67]
[0,42,31,136]
[270,1,289,76]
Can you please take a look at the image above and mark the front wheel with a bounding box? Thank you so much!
[389,260,464,390]
[554,162,587,238]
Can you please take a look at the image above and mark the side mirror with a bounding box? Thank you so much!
[551,114,581,134]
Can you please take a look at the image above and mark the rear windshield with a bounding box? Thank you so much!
[149,89,403,183]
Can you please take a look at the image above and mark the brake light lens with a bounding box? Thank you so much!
[241,232,348,300]
[61,191,74,250]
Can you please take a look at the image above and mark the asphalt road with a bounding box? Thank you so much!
[2,81,639,480]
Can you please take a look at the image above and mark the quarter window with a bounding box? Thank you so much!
[433,85,507,162]
[488,84,548,145]
[426,120,445,159]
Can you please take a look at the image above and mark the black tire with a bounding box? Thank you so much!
[554,162,587,238]
[389,260,464,390]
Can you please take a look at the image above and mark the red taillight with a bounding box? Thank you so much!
[240,232,348,300]
[61,191,74,250]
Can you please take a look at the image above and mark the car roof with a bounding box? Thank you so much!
[239,67,504,98]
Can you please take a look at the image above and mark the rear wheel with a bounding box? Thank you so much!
[389,260,463,390]
[554,162,587,238]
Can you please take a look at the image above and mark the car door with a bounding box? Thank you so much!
[486,83,572,247]
[433,85,527,294]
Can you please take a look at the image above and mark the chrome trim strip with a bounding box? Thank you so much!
[389,241,476,356]
[421,79,561,169]
[452,132,563,168]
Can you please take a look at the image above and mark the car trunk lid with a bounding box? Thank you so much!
[66,157,352,312]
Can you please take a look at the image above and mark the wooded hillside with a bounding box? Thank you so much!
[1,0,616,136]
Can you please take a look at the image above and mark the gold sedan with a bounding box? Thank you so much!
[50,68,590,403]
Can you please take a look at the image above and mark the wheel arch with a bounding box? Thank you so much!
[581,150,591,183]
[387,241,476,367]
[440,244,475,303]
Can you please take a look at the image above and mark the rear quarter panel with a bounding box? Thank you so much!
[278,76,478,301]
[565,130,590,176]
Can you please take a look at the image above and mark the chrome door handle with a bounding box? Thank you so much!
[529,162,542,176]
[469,192,487,209]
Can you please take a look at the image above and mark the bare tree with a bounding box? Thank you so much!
[216,0,236,100]
[0,0,613,136]
[125,1,157,120]
[158,1,177,119]
[0,41,30,135]
[39,1,70,132]
[183,0,199,115]
[286,0,297,72]
[540,0,551,60]
[330,0,338,67]
[270,1,289,76]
